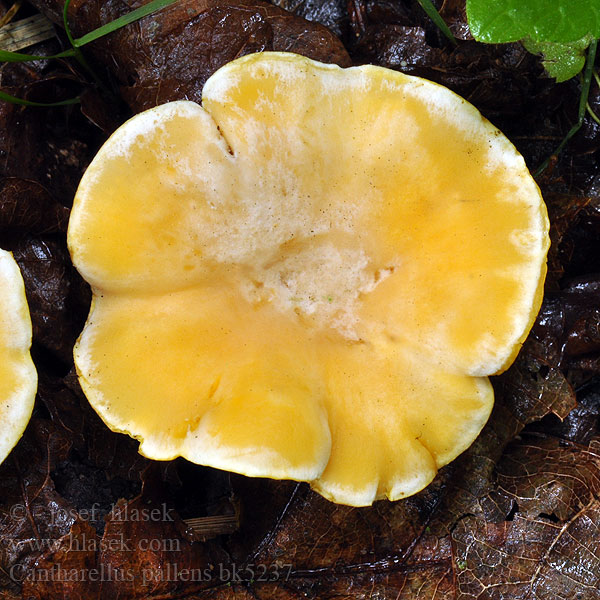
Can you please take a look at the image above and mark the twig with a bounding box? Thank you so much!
[535,40,598,177]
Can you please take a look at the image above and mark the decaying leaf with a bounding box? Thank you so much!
[30,0,351,111]
[453,437,600,600]
[0,419,74,593]
[0,178,69,235]
[10,237,90,366]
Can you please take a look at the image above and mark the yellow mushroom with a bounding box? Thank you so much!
[0,249,37,464]
[68,52,549,506]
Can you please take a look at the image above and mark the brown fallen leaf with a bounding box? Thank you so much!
[0,178,69,235]
[271,0,350,39]
[453,437,600,600]
[0,58,99,205]
[17,465,233,599]
[492,436,600,521]
[30,0,351,111]
[544,194,592,287]
[0,419,75,594]
[21,520,100,600]
[176,441,600,599]
[11,236,90,366]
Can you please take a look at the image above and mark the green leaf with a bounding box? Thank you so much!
[0,89,80,107]
[523,35,593,81]
[72,0,179,48]
[467,0,600,44]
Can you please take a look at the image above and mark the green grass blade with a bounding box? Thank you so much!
[0,48,76,63]
[416,0,457,46]
[577,40,597,122]
[73,0,178,48]
[0,89,80,107]
[62,0,77,48]
[62,0,110,92]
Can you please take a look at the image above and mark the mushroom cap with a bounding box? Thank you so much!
[0,249,37,464]
[68,52,549,506]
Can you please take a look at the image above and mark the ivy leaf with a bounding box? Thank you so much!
[523,35,594,82]
[467,0,600,43]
